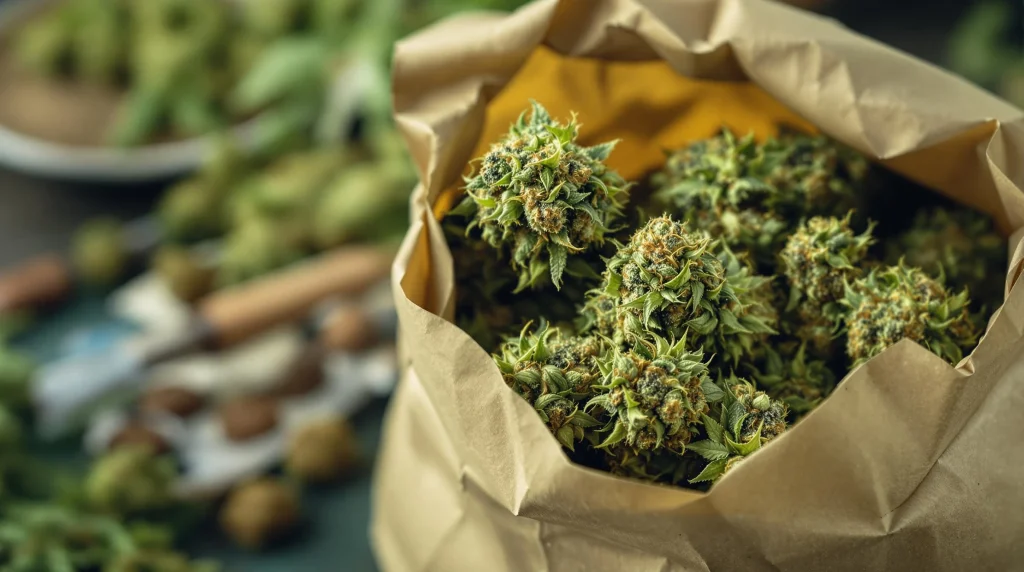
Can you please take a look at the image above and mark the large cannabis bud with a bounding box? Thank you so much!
[842,263,980,365]
[753,344,836,418]
[780,213,874,309]
[587,336,719,457]
[653,129,866,268]
[779,213,874,357]
[885,206,1007,309]
[592,215,777,365]
[685,377,788,483]
[456,101,630,290]
[493,323,605,450]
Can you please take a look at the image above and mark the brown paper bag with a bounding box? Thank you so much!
[372,1,1024,569]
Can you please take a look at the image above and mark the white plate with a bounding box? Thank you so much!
[0,0,261,182]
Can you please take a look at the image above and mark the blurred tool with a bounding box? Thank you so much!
[32,244,393,438]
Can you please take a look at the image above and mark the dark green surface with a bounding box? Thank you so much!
[14,296,385,572]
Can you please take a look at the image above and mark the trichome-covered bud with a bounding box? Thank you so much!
[598,215,777,365]
[753,344,836,418]
[72,218,129,287]
[458,101,630,290]
[885,206,1007,309]
[780,212,875,308]
[494,322,605,450]
[842,263,980,365]
[587,336,719,456]
[84,445,177,516]
[766,130,869,218]
[653,129,867,268]
[685,376,788,484]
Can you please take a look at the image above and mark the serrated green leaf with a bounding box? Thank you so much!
[701,378,725,404]
[556,425,576,451]
[596,421,627,449]
[685,439,730,461]
[548,243,568,290]
[701,413,725,444]
[689,458,728,484]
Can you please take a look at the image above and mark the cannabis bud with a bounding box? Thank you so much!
[219,478,301,550]
[286,417,361,483]
[781,212,874,308]
[72,218,129,287]
[457,101,630,290]
[152,245,215,303]
[753,344,836,418]
[779,212,875,357]
[587,336,718,457]
[842,263,980,365]
[653,129,865,268]
[885,206,1007,309]
[685,377,788,483]
[592,215,777,365]
[84,445,176,516]
[494,322,605,450]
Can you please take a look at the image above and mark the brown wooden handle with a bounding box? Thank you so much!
[197,246,393,347]
[0,254,73,313]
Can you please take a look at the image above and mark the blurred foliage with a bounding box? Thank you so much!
[949,0,1024,108]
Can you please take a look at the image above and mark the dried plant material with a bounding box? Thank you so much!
[219,478,300,550]
[842,263,980,365]
[285,416,360,483]
[452,100,630,291]
[493,322,605,450]
[751,344,836,419]
[587,215,777,366]
[653,129,866,269]
[884,206,1007,309]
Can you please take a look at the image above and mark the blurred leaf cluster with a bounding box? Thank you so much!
[949,0,1024,108]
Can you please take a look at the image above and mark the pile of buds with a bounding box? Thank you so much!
[69,128,415,301]
[445,102,1005,488]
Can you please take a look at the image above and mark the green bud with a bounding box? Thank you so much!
[686,376,788,484]
[494,322,607,451]
[885,206,1007,310]
[589,215,777,366]
[587,336,713,457]
[752,343,836,418]
[158,179,227,242]
[653,129,867,268]
[84,446,177,517]
[459,101,631,291]
[152,245,214,303]
[72,218,128,287]
[780,212,875,307]
[842,262,980,365]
